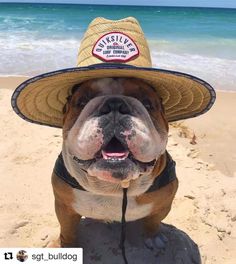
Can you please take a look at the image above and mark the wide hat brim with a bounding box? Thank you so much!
[11,63,216,128]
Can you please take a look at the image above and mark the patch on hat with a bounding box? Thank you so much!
[92,32,139,62]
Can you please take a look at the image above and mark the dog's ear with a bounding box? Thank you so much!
[62,95,72,114]
[159,97,165,113]
[71,83,80,95]
[62,84,81,114]
[159,97,169,132]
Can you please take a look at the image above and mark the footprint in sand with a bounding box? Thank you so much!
[9,221,29,235]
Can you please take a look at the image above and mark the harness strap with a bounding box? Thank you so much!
[120,188,128,264]
[147,151,176,192]
[53,152,177,193]
[53,153,86,191]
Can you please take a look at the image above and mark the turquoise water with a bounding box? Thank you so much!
[0,3,236,90]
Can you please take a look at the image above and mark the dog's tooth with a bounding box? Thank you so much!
[104,156,127,161]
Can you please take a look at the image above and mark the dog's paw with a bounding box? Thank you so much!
[144,233,168,253]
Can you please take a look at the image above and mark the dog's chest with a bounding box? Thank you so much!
[72,189,153,222]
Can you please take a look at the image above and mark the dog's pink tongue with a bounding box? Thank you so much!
[102,150,129,160]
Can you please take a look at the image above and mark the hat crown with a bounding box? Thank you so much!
[77,17,152,67]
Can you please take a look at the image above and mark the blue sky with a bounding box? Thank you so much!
[1,0,236,8]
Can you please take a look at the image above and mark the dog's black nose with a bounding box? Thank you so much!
[99,97,131,115]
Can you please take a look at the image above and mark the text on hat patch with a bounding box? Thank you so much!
[92,32,139,62]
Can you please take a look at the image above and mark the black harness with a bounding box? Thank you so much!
[53,152,177,264]
[53,152,177,193]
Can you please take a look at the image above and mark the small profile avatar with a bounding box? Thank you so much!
[16,250,28,262]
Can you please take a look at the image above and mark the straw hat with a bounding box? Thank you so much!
[11,17,216,128]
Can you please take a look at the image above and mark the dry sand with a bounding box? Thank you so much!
[0,77,235,263]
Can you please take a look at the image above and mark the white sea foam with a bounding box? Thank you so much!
[0,35,235,91]
[0,36,80,76]
[151,50,236,91]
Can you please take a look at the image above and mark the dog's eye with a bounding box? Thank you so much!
[77,97,90,107]
[142,98,153,111]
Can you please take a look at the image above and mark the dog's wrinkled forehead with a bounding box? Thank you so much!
[91,78,125,95]
[71,77,160,101]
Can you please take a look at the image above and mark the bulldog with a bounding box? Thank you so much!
[51,77,178,249]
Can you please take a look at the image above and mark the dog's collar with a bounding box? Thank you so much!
[53,152,177,193]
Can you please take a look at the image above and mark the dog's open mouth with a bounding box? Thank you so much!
[72,136,156,183]
[101,137,129,161]
[73,136,156,168]
[96,136,156,169]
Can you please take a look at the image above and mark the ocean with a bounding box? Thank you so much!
[0,3,236,91]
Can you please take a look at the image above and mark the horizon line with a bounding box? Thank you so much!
[0,2,236,9]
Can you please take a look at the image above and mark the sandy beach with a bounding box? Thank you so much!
[0,76,235,263]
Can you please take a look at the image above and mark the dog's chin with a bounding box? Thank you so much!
[73,152,156,184]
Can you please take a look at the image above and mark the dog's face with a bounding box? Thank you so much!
[62,78,168,195]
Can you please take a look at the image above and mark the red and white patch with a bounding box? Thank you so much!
[92,32,139,62]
